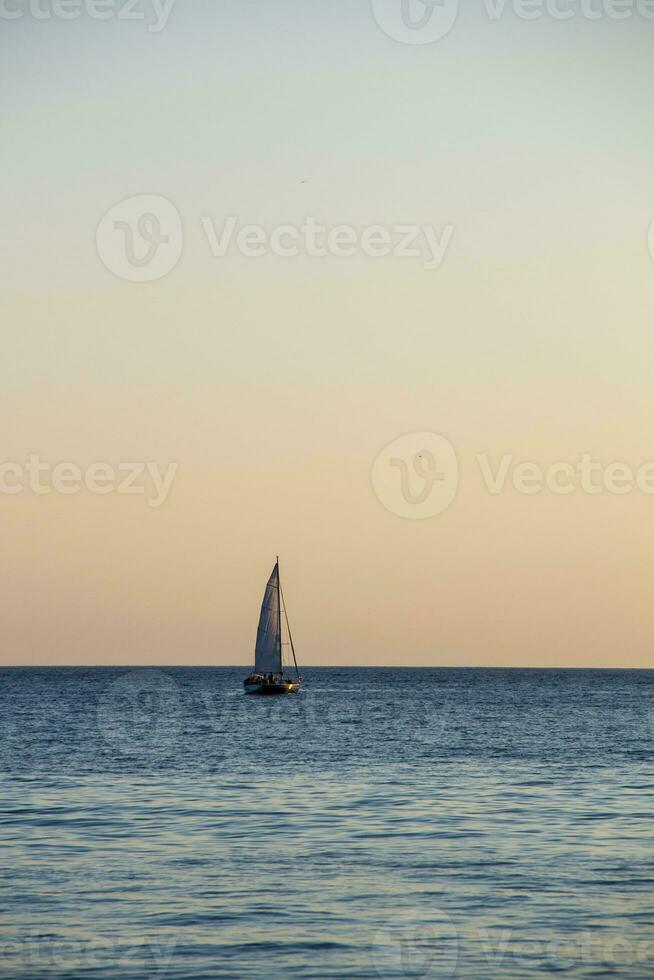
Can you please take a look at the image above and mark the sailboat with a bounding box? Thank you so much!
[243,558,302,695]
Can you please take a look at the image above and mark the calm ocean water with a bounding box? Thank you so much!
[1,667,653,979]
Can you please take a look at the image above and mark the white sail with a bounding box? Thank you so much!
[254,563,281,675]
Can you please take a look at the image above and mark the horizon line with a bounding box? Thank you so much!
[1,664,652,671]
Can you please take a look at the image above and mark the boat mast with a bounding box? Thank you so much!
[280,582,300,680]
[276,556,282,677]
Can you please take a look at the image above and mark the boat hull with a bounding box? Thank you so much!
[244,678,301,696]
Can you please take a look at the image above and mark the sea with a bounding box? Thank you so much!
[1,667,653,979]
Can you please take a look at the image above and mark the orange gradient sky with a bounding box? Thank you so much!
[2,3,653,667]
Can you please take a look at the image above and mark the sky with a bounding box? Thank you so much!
[1,0,653,667]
